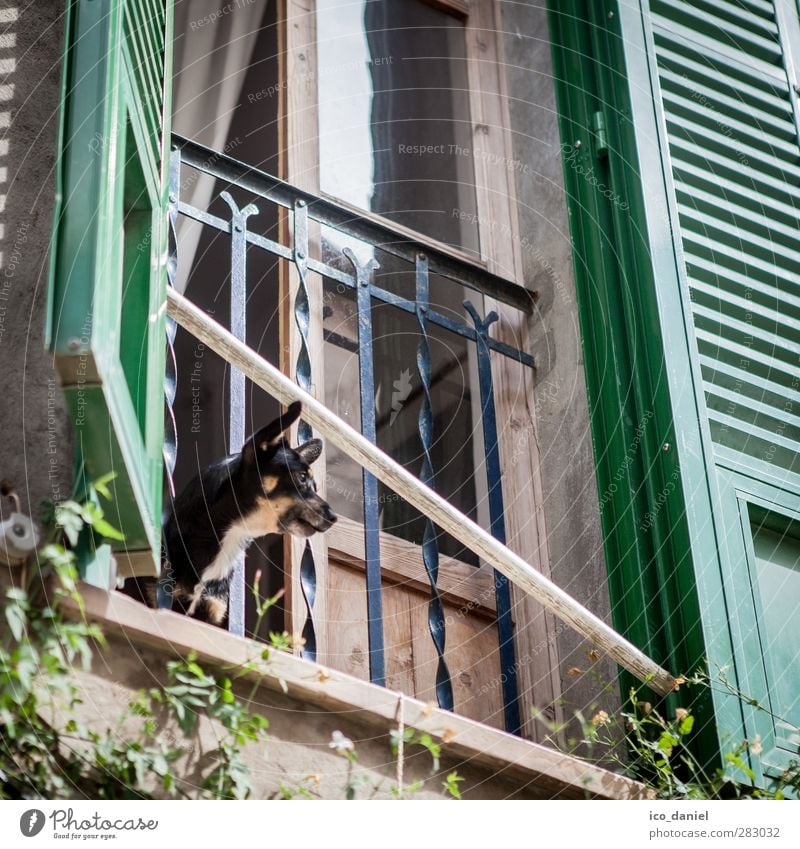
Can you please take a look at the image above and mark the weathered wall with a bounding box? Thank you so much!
[0,2,71,531]
[500,1,621,722]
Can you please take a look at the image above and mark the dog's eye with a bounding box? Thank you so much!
[298,473,308,486]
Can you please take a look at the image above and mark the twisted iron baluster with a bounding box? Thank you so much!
[220,191,258,636]
[416,253,454,710]
[158,148,181,610]
[343,247,385,685]
[293,200,317,660]
[464,300,521,735]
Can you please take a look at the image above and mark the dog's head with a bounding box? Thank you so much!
[242,401,337,538]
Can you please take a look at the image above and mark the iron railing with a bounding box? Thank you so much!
[161,136,676,735]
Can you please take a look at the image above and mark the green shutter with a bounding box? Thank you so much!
[550,0,800,789]
[651,0,800,484]
[49,0,173,580]
[648,0,800,785]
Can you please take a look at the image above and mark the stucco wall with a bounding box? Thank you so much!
[0,1,71,530]
[500,1,621,721]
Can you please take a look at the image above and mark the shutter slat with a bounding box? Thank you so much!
[672,160,800,232]
[675,184,800,253]
[659,68,793,142]
[676,205,800,275]
[707,409,800,458]
[703,377,800,431]
[691,302,800,364]
[651,16,783,77]
[690,279,800,336]
[695,327,796,392]
[654,29,791,109]
[668,136,799,207]
[651,0,782,64]
[665,112,800,182]
[682,235,800,295]
[686,254,800,315]
[699,354,800,408]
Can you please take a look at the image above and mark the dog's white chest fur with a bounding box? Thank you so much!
[201,522,253,584]
[186,507,280,616]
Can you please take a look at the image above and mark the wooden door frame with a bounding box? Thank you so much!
[279,0,560,739]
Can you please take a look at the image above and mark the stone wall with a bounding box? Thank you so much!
[0,1,72,532]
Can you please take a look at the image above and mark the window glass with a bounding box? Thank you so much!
[317,0,480,257]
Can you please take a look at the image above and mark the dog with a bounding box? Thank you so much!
[129,401,337,626]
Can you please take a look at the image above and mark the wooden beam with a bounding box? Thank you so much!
[166,286,678,697]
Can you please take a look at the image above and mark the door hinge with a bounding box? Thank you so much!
[592,110,609,158]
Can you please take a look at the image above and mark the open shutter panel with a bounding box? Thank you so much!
[647,0,800,783]
[651,0,800,483]
[49,0,173,580]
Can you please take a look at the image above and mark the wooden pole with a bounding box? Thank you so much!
[166,287,678,696]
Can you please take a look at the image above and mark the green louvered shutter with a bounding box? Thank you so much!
[651,0,800,480]
[48,0,173,581]
[648,0,800,785]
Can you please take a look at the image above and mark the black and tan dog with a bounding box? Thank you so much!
[131,402,336,625]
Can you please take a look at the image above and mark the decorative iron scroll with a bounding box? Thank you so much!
[158,148,181,610]
[416,253,454,711]
[293,200,318,660]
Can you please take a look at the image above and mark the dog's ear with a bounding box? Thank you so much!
[296,438,323,466]
[243,402,303,461]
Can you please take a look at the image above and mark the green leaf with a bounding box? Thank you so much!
[444,771,465,800]
[92,472,117,500]
[5,604,26,642]
[90,517,124,542]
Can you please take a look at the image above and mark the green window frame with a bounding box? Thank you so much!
[48,0,173,581]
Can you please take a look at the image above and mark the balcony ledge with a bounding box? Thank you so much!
[60,583,648,800]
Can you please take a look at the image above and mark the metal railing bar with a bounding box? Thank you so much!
[466,300,520,735]
[220,192,258,637]
[176,199,534,367]
[166,286,678,698]
[344,247,386,686]
[176,202,293,263]
[172,134,535,314]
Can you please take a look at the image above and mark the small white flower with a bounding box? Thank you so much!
[329,730,354,754]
